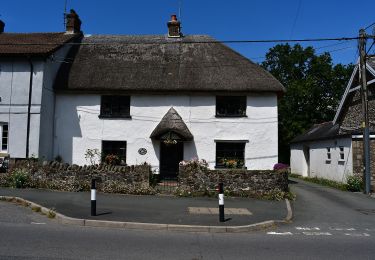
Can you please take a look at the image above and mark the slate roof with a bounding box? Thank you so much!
[368,55,375,70]
[54,34,285,93]
[0,33,78,57]
[290,122,342,143]
[150,107,193,140]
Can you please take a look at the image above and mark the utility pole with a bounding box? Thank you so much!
[358,28,371,194]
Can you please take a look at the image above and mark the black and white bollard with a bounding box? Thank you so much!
[91,178,97,216]
[218,182,225,222]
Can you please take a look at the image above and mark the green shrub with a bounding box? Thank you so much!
[9,168,30,188]
[346,175,363,192]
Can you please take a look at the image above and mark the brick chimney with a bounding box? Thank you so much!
[65,9,82,34]
[0,20,5,33]
[167,14,182,38]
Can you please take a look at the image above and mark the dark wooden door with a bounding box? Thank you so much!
[160,142,183,179]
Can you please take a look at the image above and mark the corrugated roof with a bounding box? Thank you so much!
[0,33,78,57]
[54,34,285,93]
[290,122,342,143]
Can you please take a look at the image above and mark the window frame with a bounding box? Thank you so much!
[339,146,345,161]
[215,141,246,169]
[101,140,127,166]
[99,95,131,119]
[215,96,247,118]
[0,123,8,153]
[326,147,331,161]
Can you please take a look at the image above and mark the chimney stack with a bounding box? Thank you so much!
[167,14,182,38]
[0,20,5,33]
[65,9,82,34]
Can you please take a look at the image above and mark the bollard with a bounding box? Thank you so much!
[91,178,97,216]
[218,182,225,222]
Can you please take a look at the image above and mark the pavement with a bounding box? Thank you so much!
[0,187,291,232]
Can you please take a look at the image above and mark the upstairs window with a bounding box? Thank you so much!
[216,96,246,117]
[0,124,8,152]
[216,142,245,168]
[102,141,127,165]
[99,96,130,118]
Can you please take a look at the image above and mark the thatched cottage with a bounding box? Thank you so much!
[0,12,285,179]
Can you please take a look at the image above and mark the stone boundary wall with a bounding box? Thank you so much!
[1,161,154,195]
[352,139,375,191]
[178,164,289,198]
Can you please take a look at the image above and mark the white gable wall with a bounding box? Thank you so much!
[291,138,353,183]
[54,94,278,170]
[290,143,309,177]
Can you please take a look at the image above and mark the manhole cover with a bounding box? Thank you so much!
[356,209,375,215]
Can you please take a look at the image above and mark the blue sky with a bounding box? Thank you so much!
[1,0,375,65]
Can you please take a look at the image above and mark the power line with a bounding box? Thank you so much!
[289,0,302,39]
[0,36,361,46]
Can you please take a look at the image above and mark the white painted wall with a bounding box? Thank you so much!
[0,45,72,159]
[290,138,353,183]
[54,94,279,170]
[0,58,44,158]
[39,45,72,161]
[290,143,309,177]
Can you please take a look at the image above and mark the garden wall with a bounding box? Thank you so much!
[0,161,154,195]
[178,163,289,198]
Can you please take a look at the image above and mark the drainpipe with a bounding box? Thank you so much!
[26,58,34,158]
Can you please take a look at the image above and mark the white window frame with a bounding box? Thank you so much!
[0,123,8,153]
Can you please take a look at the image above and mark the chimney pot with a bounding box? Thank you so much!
[167,14,182,38]
[65,9,82,34]
[0,20,5,33]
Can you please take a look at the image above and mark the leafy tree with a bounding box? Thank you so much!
[261,44,354,163]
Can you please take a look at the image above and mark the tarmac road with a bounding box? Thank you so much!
[0,179,374,259]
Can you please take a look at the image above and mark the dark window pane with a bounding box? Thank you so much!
[216,96,246,117]
[100,96,130,117]
[216,142,245,168]
[102,141,127,165]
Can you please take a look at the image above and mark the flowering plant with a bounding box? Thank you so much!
[220,158,244,168]
[273,163,289,170]
[105,154,120,165]
[179,157,208,168]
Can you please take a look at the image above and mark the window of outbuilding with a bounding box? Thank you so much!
[216,96,246,117]
[215,142,246,168]
[99,96,131,118]
[339,146,345,161]
[102,141,127,165]
[326,148,331,160]
[0,124,8,152]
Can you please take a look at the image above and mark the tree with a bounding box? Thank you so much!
[261,44,354,163]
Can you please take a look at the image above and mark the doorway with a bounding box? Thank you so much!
[159,141,183,179]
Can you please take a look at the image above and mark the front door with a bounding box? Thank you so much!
[160,141,183,179]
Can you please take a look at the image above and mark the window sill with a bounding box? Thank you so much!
[98,115,132,119]
[215,115,247,118]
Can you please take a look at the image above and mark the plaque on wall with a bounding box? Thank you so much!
[138,148,147,155]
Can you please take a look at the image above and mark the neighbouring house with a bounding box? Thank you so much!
[1,12,285,180]
[0,10,82,162]
[290,56,375,190]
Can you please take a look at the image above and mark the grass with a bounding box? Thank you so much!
[289,173,348,191]
[31,206,41,212]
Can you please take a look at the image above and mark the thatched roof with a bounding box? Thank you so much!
[54,34,285,93]
[0,33,78,57]
[150,107,193,140]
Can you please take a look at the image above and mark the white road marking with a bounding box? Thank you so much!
[31,222,46,225]
[267,232,293,236]
[365,228,375,232]
[302,232,332,236]
[329,227,356,231]
[295,227,320,231]
[345,233,370,237]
